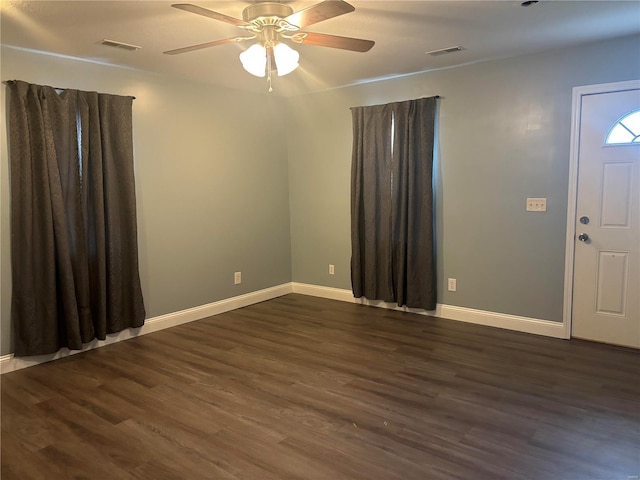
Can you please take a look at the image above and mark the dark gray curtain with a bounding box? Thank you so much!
[350,96,437,310]
[8,80,146,356]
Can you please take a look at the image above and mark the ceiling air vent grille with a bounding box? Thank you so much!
[426,46,464,57]
[99,39,141,51]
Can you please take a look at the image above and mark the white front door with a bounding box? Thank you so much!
[571,83,640,348]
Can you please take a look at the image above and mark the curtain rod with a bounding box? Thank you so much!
[3,80,136,99]
[351,95,441,111]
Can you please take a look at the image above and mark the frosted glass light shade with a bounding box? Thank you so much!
[274,43,299,76]
[239,42,300,79]
[240,44,266,77]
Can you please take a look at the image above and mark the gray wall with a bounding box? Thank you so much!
[2,35,639,356]
[287,34,640,322]
[0,46,292,355]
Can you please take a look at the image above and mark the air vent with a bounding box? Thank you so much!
[426,46,464,57]
[98,39,141,51]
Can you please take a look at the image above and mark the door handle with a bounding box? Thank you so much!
[578,233,589,242]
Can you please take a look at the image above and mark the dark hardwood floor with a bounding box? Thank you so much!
[2,294,639,479]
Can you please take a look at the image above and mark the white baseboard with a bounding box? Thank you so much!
[292,282,566,339]
[143,283,292,333]
[439,304,565,338]
[291,282,356,302]
[0,283,293,374]
[1,281,566,374]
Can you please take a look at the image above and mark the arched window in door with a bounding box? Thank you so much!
[605,109,640,145]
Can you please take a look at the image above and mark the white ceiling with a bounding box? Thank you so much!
[2,0,639,97]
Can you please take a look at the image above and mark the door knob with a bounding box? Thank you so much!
[578,233,589,242]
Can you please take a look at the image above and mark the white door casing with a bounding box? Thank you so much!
[565,81,640,348]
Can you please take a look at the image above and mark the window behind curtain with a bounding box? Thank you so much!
[350,96,438,310]
[8,80,146,356]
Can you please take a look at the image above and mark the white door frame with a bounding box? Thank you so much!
[563,79,640,339]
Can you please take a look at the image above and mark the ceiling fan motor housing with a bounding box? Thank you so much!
[242,3,294,23]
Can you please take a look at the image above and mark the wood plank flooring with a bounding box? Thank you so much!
[2,294,639,479]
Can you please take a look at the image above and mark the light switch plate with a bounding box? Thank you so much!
[526,197,547,212]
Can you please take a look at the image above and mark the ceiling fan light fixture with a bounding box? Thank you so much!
[274,43,299,76]
[169,1,373,91]
[240,43,267,77]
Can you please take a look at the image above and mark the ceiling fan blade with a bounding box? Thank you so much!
[294,32,374,52]
[163,37,253,55]
[284,0,355,29]
[171,4,250,27]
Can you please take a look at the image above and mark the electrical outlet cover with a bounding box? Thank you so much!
[526,197,547,212]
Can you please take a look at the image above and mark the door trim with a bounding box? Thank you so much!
[563,79,640,340]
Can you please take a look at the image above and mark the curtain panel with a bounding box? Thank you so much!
[8,80,146,356]
[350,96,437,310]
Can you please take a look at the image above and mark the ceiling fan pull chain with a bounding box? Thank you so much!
[267,46,273,93]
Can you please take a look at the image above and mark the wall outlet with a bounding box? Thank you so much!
[329,264,335,275]
[447,278,457,292]
[526,197,547,212]
[234,272,242,285]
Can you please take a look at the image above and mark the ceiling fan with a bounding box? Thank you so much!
[164,0,375,91]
